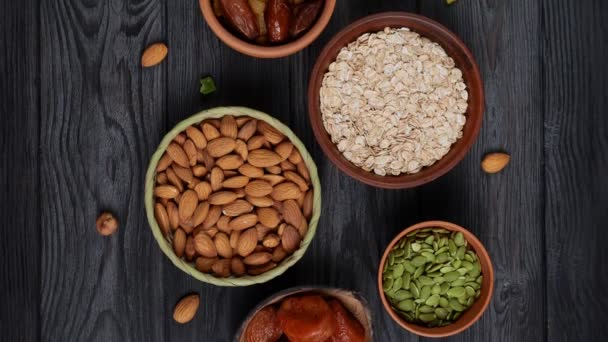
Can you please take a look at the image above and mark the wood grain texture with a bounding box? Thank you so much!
[419,1,545,341]
[543,0,608,340]
[0,0,40,340]
[39,0,166,340]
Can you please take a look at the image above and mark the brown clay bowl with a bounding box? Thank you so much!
[234,287,373,341]
[377,221,494,337]
[308,12,484,189]
[199,0,336,58]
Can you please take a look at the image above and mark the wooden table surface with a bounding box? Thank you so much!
[1,0,607,341]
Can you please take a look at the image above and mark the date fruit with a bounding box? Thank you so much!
[290,0,323,37]
[221,0,260,40]
[265,0,292,43]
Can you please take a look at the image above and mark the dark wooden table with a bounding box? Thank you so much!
[2,0,607,341]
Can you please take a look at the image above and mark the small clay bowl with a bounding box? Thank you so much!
[234,287,373,341]
[308,12,484,188]
[377,221,494,337]
[199,0,336,58]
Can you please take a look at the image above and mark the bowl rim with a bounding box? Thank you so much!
[144,106,322,286]
[377,220,494,337]
[307,12,485,189]
[199,0,337,58]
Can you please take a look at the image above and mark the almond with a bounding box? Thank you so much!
[247,262,277,276]
[265,165,282,175]
[209,191,237,205]
[210,167,224,191]
[271,182,302,201]
[204,227,219,238]
[256,223,274,241]
[194,181,212,200]
[246,195,274,207]
[173,164,193,184]
[220,115,238,139]
[214,232,233,258]
[237,228,258,257]
[229,213,258,231]
[192,165,208,177]
[191,201,210,227]
[303,190,313,220]
[297,219,308,238]
[154,185,179,199]
[166,142,190,168]
[280,160,296,171]
[230,230,241,250]
[224,170,238,177]
[202,205,222,229]
[234,188,246,198]
[281,225,301,252]
[201,122,220,141]
[260,174,285,186]
[211,259,231,278]
[231,257,246,276]
[238,120,257,141]
[257,207,281,228]
[216,154,244,170]
[481,152,510,173]
[201,149,215,169]
[167,202,179,230]
[178,190,198,220]
[284,171,308,192]
[186,141,199,167]
[236,117,251,127]
[207,119,221,129]
[196,257,217,273]
[282,200,303,228]
[222,176,249,189]
[288,149,303,164]
[166,168,184,192]
[154,203,170,234]
[174,133,186,145]
[296,161,310,181]
[207,137,236,158]
[173,293,199,324]
[257,121,285,144]
[188,177,201,190]
[223,199,253,216]
[194,231,217,257]
[156,172,168,185]
[186,126,207,149]
[247,135,266,150]
[245,180,273,197]
[243,252,272,266]
[185,236,196,260]
[217,215,231,232]
[272,246,288,263]
[248,149,282,168]
[156,153,173,172]
[275,141,294,161]
[173,228,187,257]
[141,42,168,67]
[262,234,280,248]
[234,139,248,160]
[238,163,264,178]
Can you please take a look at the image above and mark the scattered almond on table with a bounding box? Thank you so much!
[141,42,168,67]
[96,212,118,236]
[481,152,510,174]
[173,293,200,324]
[153,115,314,278]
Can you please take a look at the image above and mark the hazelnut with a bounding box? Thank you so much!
[96,212,118,236]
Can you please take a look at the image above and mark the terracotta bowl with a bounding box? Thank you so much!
[234,287,373,341]
[377,221,494,337]
[308,12,484,189]
[199,0,336,58]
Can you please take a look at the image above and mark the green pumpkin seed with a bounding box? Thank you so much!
[448,240,457,256]
[457,267,469,276]
[393,264,405,278]
[425,294,440,307]
[440,282,450,294]
[467,296,475,306]
[464,253,474,262]
[440,266,455,273]
[431,284,441,295]
[476,275,483,284]
[411,256,427,267]
[457,296,468,305]
[476,289,481,298]
[427,264,443,273]
[394,290,413,300]
[419,276,434,286]
[447,286,466,298]
[439,297,449,308]
[435,307,449,319]
[449,299,465,311]
[421,251,436,262]
[465,281,480,290]
[452,259,462,269]
[393,248,405,257]
[424,235,435,244]
[419,313,436,322]
[426,272,442,278]
[454,232,465,246]
[419,305,435,313]
[433,241,439,251]
[453,312,462,320]
[445,271,460,282]
[411,282,420,298]
[403,260,415,273]
[392,276,403,292]
[456,246,466,259]
[411,243,421,252]
[451,278,466,287]
[462,260,474,270]
[420,286,431,300]
[383,278,394,291]
[397,299,415,311]
[413,266,424,279]
[434,276,446,284]
[389,254,395,266]
[436,253,451,264]
[402,273,411,290]
[467,251,478,261]
[435,246,449,255]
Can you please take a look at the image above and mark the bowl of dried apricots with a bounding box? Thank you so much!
[145,106,321,286]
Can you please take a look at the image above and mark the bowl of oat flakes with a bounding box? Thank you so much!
[308,12,484,188]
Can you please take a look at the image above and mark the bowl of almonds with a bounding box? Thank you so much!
[145,106,321,286]
[378,221,494,337]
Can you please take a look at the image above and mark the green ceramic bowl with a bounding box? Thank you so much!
[144,106,322,286]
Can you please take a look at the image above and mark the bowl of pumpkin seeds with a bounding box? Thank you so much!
[377,220,494,337]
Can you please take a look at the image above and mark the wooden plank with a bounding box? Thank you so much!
[543,0,608,340]
[419,1,545,341]
[0,0,40,340]
[38,0,166,340]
